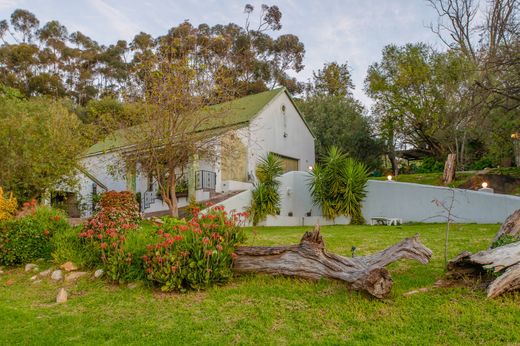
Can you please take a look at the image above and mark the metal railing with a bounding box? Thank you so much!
[196,170,216,190]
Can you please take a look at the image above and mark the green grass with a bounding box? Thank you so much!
[1,224,519,345]
[369,172,474,187]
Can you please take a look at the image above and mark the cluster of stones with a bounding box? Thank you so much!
[22,261,104,303]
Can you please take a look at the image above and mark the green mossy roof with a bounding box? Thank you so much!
[84,88,285,156]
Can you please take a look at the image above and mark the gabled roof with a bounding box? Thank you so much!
[84,87,312,156]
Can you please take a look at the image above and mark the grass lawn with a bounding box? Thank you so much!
[369,172,474,187]
[1,223,519,345]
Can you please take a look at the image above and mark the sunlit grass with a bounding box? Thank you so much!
[1,223,519,345]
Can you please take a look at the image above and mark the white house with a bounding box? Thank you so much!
[72,88,315,217]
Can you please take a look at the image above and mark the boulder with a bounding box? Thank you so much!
[60,262,78,272]
[65,272,87,283]
[25,263,38,272]
[56,288,68,303]
[39,269,52,277]
[30,275,38,281]
[93,269,104,279]
[51,270,63,281]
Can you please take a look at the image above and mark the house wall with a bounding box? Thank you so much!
[247,92,315,181]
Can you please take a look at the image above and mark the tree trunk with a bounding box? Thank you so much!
[447,209,520,298]
[491,209,520,245]
[168,173,178,217]
[442,153,457,185]
[233,225,433,298]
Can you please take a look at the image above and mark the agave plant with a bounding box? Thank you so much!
[309,146,368,224]
[247,153,283,225]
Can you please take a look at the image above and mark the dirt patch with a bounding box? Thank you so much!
[458,174,520,195]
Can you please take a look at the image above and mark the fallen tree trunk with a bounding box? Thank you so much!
[233,225,432,298]
[448,241,520,297]
[491,209,520,246]
[448,208,520,298]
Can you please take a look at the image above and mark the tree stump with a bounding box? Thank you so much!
[448,209,520,298]
[491,209,520,246]
[233,225,433,298]
[442,153,457,185]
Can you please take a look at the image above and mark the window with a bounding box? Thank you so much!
[281,104,287,129]
[272,153,299,172]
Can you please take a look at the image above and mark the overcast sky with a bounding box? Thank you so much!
[0,0,445,107]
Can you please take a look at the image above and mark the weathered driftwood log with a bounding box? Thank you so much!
[233,225,433,298]
[448,241,520,297]
[491,209,520,246]
[448,209,520,298]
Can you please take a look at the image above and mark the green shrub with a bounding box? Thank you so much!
[309,147,368,224]
[415,157,445,173]
[52,225,100,268]
[469,157,495,171]
[247,153,283,225]
[143,206,247,292]
[0,206,70,266]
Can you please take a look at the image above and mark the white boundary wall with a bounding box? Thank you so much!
[214,171,520,226]
[363,180,520,224]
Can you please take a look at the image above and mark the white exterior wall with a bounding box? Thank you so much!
[247,92,315,180]
[363,180,520,224]
[213,171,520,226]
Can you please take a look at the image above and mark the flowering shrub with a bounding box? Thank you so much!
[143,206,247,291]
[0,187,17,221]
[0,206,70,265]
[79,191,141,281]
[96,191,141,222]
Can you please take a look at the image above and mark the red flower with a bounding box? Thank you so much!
[202,237,210,245]
[100,242,107,249]
[231,252,238,259]
[43,230,49,236]
[216,244,223,251]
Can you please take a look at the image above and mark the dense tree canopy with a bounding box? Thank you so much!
[0,6,305,106]
[0,86,86,201]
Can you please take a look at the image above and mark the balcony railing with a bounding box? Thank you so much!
[196,170,216,190]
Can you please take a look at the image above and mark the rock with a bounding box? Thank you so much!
[93,269,104,279]
[0,269,4,275]
[39,269,52,277]
[127,282,139,289]
[30,275,38,281]
[32,279,42,285]
[56,288,68,303]
[64,272,87,282]
[403,287,429,296]
[403,290,420,296]
[51,270,63,281]
[25,263,38,272]
[60,262,78,272]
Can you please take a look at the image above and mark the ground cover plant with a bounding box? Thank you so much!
[1,223,519,345]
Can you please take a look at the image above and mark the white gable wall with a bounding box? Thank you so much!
[247,92,315,179]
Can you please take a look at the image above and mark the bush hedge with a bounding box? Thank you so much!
[0,206,70,265]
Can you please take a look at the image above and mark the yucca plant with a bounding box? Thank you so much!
[309,146,368,224]
[247,153,283,225]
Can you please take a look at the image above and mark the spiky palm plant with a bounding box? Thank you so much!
[309,146,368,224]
[248,153,283,226]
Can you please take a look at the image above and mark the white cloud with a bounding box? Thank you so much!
[87,0,140,39]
